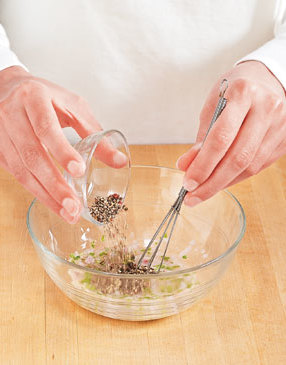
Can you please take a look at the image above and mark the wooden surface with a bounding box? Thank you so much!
[1,144,286,365]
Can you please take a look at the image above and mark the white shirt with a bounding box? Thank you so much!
[0,0,286,144]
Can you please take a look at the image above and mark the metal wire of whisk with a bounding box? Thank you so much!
[137,79,229,273]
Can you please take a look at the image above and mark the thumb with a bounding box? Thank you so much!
[94,138,128,169]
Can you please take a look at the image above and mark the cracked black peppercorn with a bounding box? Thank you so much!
[89,193,128,223]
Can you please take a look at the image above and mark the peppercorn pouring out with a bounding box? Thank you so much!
[89,193,128,224]
[87,193,156,276]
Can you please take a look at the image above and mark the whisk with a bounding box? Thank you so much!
[137,79,229,273]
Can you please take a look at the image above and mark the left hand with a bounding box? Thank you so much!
[176,61,286,206]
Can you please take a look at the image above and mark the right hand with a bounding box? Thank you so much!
[0,66,127,223]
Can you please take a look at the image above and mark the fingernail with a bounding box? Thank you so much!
[60,208,80,224]
[59,208,74,224]
[185,196,202,207]
[62,198,80,217]
[113,151,128,166]
[183,177,199,192]
[68,160,86,177]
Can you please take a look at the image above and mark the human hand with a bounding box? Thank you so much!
[176,61,286,206]
[0,66,127,223]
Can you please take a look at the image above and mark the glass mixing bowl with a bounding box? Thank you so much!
[27,165,246,321]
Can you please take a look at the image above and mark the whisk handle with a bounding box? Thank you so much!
[202,79,228,144]
[180,79,228,198]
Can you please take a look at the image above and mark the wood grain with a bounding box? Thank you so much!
[1,144,286,365]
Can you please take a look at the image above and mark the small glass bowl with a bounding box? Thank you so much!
[27,165,246,321]
[64,129,131,224]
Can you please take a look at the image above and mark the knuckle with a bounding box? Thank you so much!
[14,80,47,100]
[0,99,10,117]
[74,94,87,107]
[272,98,284,114]
[232,149,253,170]
[35,117,53,139]
[74,94,91,112]
[245,162,261,176]
[245,152,266,175]
[263,94,279,114]
[210,127,232,151]
[231,78,250,97]
[21,145,40,168]
[0,80,48,116]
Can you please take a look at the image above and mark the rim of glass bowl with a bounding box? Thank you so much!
[77,129,131,225]
[26,165,246,278]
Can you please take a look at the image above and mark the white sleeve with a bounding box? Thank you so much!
[237,0,286,89]
[0,24,27,71]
